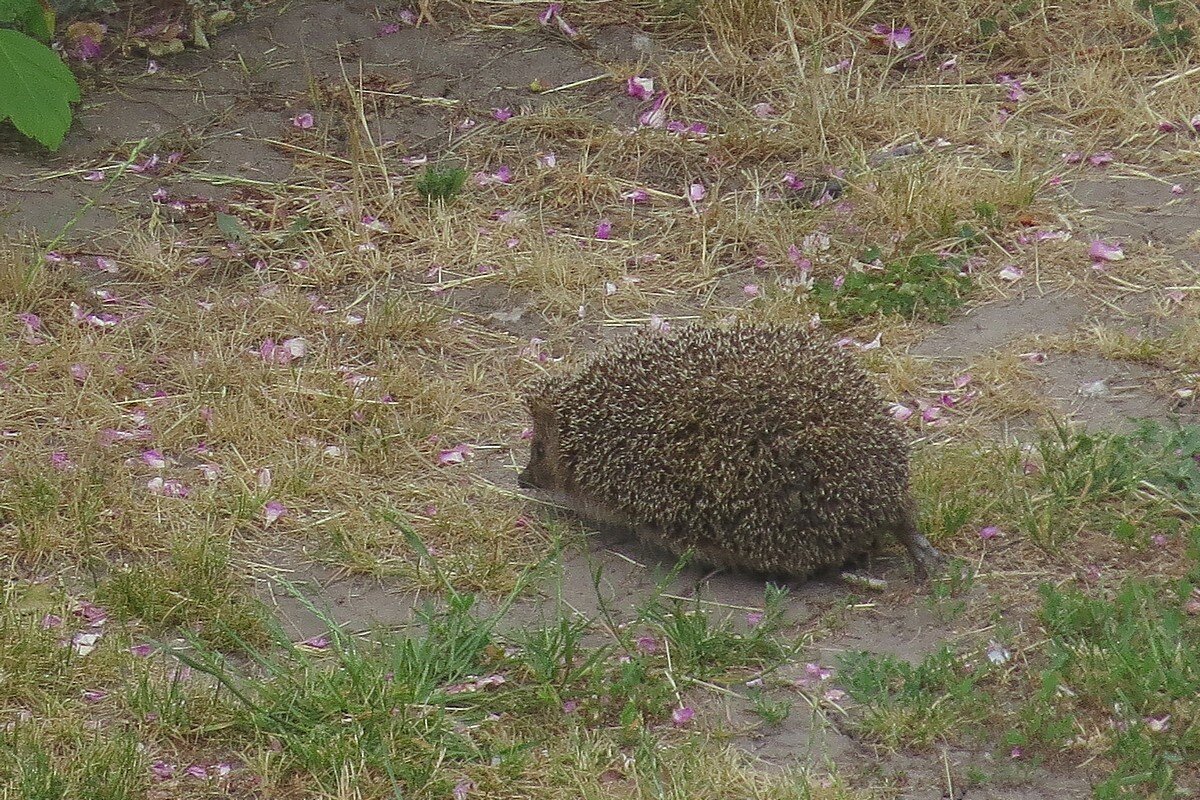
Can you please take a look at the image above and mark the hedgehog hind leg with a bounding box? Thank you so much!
[892,503,946,579]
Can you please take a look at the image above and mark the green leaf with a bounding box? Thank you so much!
[216,212,250,243]
[0,0,53,42]
[0,28,80,150]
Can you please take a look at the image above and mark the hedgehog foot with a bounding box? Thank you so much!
[898,528,947,579]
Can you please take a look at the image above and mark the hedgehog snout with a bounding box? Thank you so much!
[517,466,538,489]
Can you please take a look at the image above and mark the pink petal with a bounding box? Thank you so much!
[688,182,707,202]
[281,337,309,359]
[292,112,315,129]
[299,634,331,649]
[671,706,695,726]
[437,443,473,465]
[142,450,167,469]
[1146,714,1171,732]
[555,13,579,38]
[782,172,806,190]
[1087,151,1115,167]
[751,102,775,117]
[626,76,654,100]
[1088,239,1124,262]
[742,283,760,297]
[638,92,668,128]
[998,264,1024,282]
[979,525,1002,540]
[150,761,175,781]
[595,220,613,239]
[264,500,288,527]
[871,23,912,48]
[888,403,914,422]
[491,107,513,122]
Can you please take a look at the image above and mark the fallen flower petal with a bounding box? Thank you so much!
[626,75,654,100]
[299,634,331,649]
[437,443,473,465]
[73,631,102,656]
[671,706,695,726]
[870,23,912,49]
[292,112,315,129]
[998,264,1024,282]
[150,761,175,781]
[638,91,668,128]
[1088,239,1124,262]
[264,500,288,527]
[142,450,167,469]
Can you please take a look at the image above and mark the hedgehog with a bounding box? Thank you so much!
[517,322,944,580]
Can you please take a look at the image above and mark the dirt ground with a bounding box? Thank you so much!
[3,2,1200,797]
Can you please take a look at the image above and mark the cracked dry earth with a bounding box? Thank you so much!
[3,2,1200,798]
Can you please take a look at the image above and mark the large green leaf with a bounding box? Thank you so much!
[0,28,80,150]
[0,0,54,42]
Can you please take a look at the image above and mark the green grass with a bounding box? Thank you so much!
[96,533,270,649]
[1014,555,1200,799]
[810,251,974,324]
[415,164,469,203]
[836,646,993,750]
[913,420,1200,553]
